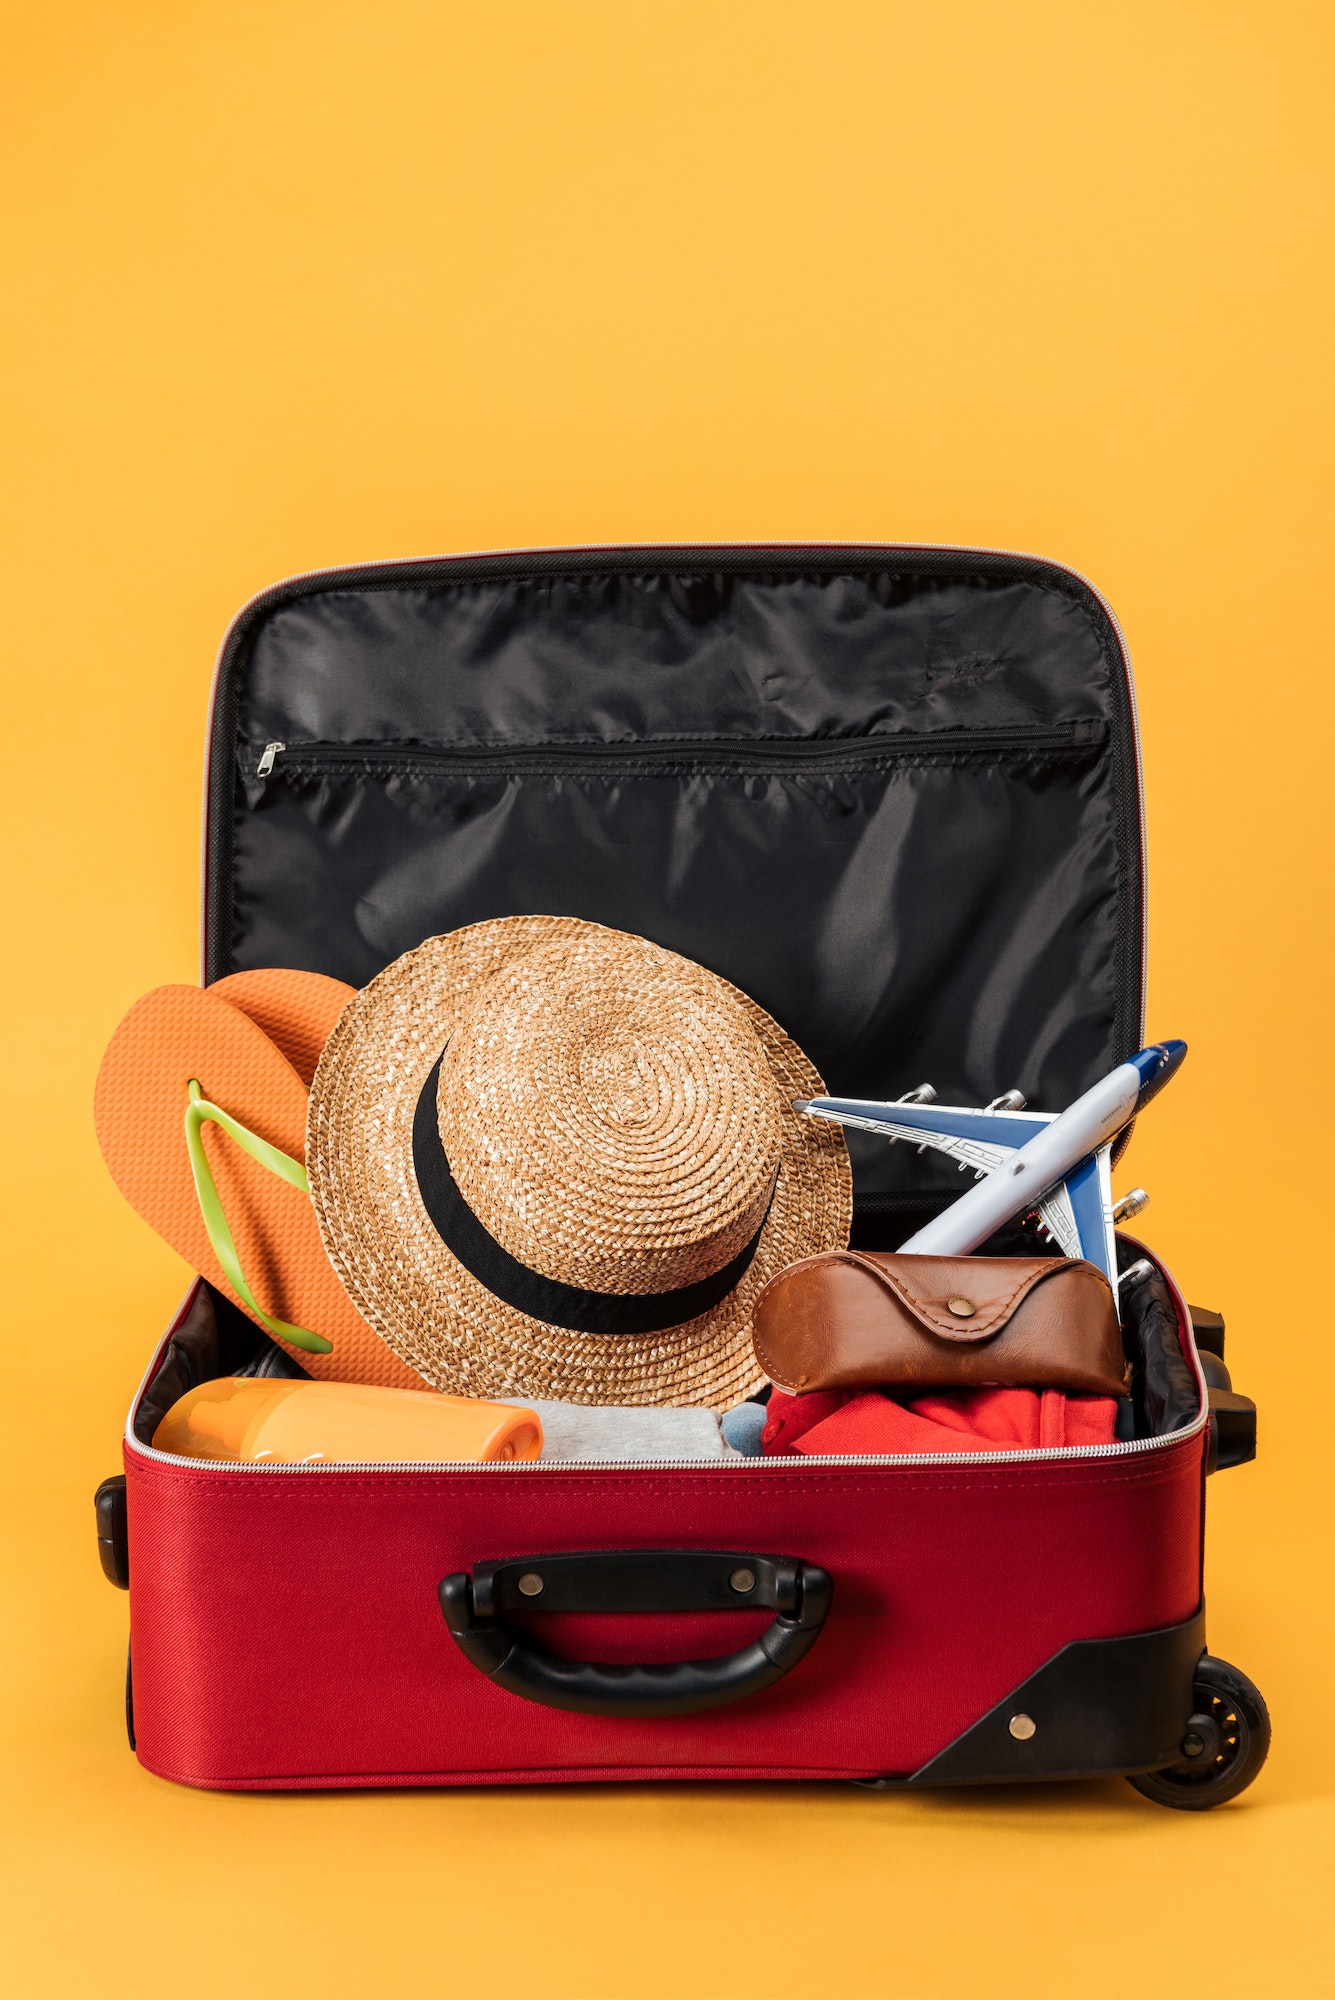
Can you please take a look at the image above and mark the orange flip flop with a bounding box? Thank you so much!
[94,975,427,1389]
[210,968,354,1087]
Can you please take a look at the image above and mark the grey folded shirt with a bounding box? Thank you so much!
[503,1399,737,1460]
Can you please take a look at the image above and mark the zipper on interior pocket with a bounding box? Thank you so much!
[249,722,1106,782]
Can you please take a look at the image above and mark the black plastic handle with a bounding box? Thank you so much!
[438,1549,833,1717]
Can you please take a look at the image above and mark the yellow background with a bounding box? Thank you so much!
[2,2,1332,1993]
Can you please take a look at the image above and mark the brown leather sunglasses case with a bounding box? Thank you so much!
[752,1251,1131,1399]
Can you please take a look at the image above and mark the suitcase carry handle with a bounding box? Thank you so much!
[438,1549,832,1717]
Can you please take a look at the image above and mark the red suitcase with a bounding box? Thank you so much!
[95,544,1267,1806]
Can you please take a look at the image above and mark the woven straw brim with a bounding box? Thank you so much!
[306,917,852,1409]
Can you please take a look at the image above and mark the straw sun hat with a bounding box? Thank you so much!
[306,917,852,1409]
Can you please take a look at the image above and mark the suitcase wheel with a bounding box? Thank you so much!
[1126,1655,1270,1809]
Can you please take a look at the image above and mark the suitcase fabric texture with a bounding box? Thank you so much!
[97,545,1265,1804]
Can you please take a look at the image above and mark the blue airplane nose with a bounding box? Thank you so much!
[1129,1039,1188,1106]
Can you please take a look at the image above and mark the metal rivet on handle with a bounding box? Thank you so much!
[947,1296,976,1318]
[729,1567,756,1594]
[1009,1713,1037,1740]
[517,1572,544,1597]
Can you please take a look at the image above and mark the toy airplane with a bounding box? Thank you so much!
[795,1041,1187,1287]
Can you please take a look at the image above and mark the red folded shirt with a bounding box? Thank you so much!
[761,1384,1118,1456]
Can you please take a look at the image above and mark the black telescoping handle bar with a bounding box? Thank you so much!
[438,1549,833,1717]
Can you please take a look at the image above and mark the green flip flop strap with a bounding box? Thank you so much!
[184,1080,333,1354]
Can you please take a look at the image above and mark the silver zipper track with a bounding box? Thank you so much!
[123,1419,1206,1477]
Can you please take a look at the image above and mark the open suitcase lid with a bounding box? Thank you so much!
[203,543,1144,1223]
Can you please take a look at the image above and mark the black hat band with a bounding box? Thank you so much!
[411,1052,770,1337]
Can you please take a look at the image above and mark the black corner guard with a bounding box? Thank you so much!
[885,1607,1208,1787]
[95,1476,129,1589]
[438,1549,832,1717]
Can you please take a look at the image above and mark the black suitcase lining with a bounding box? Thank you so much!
[206,550,1144,1219]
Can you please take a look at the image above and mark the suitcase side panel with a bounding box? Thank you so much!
[123,1435,1203,1789]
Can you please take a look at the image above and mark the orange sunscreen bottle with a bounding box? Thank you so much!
[152,1378,543,1464]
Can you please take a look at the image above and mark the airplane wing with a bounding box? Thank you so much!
[800,1096,1120,1285]
[798,1097,1053,1173]
[806,1114,1019,1177]
[1037,1146,1117,1285]
[1034,1182,1081,1260]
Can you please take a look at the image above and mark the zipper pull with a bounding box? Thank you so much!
[256,741,285,778]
